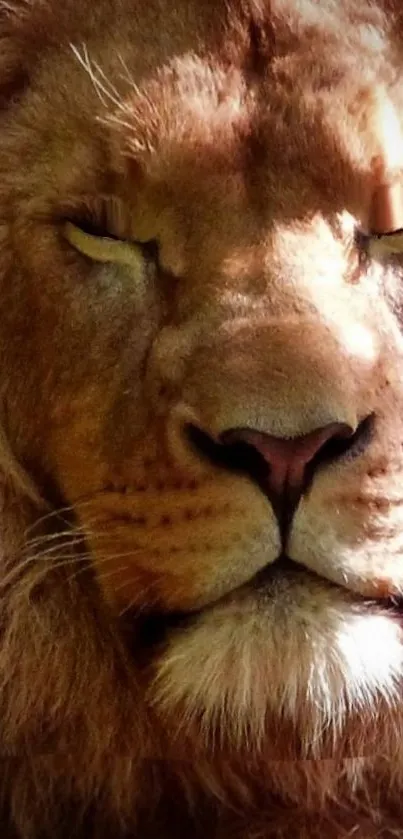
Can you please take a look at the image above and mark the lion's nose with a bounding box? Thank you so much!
[220,423,358,533]
[187,416,372,538]
[222,423,353,497]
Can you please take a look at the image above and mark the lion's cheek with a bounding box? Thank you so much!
[79,476,280,612]
[290,461,403,599]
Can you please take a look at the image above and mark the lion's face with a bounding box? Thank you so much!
[2,0,403,758]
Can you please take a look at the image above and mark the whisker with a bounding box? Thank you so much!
[70,43,128,113]
[118,591,159,619]
[0,549,88,590]
[113,577,158,615]
[23,503,79,538]
[92,564,129,583]
[96,115,152,155]
[23,511,72,538]
[23,498,115,549]
[9,551,106,597]
[116,52,140,94]
[5,542,151,592]
[70,43,110,109]
[90,56,129,110]
[97,113,137,132]
[22,480,150,544]
[23,496,103,538]
[23,530,86,554]
[113,577,153,596]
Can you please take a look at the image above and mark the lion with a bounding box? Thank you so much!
[2,0,403,836]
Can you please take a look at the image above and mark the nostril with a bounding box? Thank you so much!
[186,423,267,481]
[299,413,374,483]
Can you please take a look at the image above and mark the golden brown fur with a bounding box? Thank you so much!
[2,0,403,836]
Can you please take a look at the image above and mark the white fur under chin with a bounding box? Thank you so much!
[151,575,403,754]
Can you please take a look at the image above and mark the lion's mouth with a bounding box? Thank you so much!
[120,554,298,650]
[117,413,393,652]
[122,552,403,654]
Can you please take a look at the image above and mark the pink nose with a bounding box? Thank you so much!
[221,422,355,525]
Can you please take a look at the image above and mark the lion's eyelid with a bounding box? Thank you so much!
[64,222,145,270]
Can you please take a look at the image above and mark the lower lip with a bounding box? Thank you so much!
[120,555,403,653]
[120,556,312,651]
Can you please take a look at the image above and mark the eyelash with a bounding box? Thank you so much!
[72,216,116,240]
[62,195,135,243]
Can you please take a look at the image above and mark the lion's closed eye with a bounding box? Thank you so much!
[64,221,148,271]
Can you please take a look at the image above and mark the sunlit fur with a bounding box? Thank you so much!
[2,1,403,837]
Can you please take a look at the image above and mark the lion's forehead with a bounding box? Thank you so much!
[105,59,402,263]
[6,0,401,260]
[116,61,368,216]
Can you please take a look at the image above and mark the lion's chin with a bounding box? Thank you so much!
[124,560,403,759]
